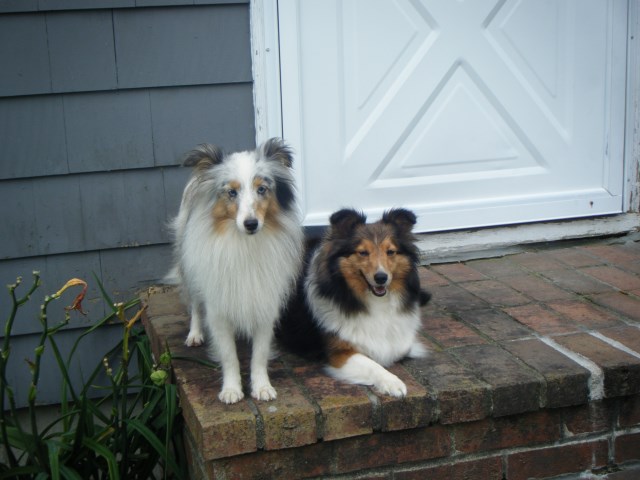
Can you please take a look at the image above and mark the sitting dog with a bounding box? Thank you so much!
[168,139,304,404]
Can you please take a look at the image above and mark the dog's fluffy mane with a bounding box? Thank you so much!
[168,138,304,336]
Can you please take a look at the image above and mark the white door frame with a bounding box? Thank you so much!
[251,0,640,251]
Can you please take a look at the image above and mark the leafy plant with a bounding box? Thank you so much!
[0,272,186,479]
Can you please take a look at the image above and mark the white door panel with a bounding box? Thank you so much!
[278,0,627,231]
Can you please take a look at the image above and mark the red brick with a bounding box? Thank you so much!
[335,426,451,473]
[510,251,567,272]
[428,284,489,312]
[172,351,223,386]
[589,292,640,322]
[143,285,186,318]
[619,395,640,427]
[404,351,491,424]
[549,248,604,268]
[540,268,615,295]
[466,257,526,278]
[378,364,434,431]
[395,457,503,480]
[456,309,532,341]
[620,240,640,253]
[608,466,640,480]
[563,401,616,436]
[548,299,624,329]
[421,314,487,348]
[504,304,578,335]
[453,411,561,454]
[554,332,636,369]
[615,432,640,463]
[507,441,609,480]
[461,279,531,307]
[144,313,191,359]
[622,262,640,275]
[504,338,590,408]
[208,439,334,480]
[598,325,640,356]
[431,262,488,282]
[554,333,640,397]
[252,368,317,450]
[580,265,640,292]
[452,344,542,417]
[419,267,451,287]
[295,364,373,441]
[184,430,207,480]
[179,378,257,461]
[506,274,575,302]
[582,244,640,267]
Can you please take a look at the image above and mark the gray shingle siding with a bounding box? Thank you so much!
[0,0,254,406]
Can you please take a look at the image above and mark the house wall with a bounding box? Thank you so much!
[0,0,255,406]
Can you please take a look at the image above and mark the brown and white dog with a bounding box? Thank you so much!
[277,208,429,397]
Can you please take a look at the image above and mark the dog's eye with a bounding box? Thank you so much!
[257,185,268,196]
[357,250,369,257]
[228,189,238,199]
[387,249,397,256]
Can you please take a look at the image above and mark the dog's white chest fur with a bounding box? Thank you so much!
[308,286,422,367]
[182,207,302,332]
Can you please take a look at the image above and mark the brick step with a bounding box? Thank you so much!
[142,235,640,479]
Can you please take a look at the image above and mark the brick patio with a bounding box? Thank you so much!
[142,233,640,479]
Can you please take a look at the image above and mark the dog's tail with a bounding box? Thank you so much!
[163,265,181,285]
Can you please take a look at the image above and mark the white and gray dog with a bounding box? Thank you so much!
[167,138,303,404]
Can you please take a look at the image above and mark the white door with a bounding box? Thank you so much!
[276,0,627,232]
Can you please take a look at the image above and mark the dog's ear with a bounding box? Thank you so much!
[329,209,366,237]
[261,138,294,168]
[181,144,224,172]
[382,208,417,234]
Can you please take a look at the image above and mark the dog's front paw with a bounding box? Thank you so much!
[251,383,277,402]
[218,387,244,404]
[374,373,407,398]
[185,330,204,347]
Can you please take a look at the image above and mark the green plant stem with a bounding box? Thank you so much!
[118,304,130,480]
[25,294,58,467]
[0,282,21,469]
[1,273,41,469]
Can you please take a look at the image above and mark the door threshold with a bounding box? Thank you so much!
[417,213,640,264]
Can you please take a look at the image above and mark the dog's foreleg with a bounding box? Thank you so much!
[185,301,205,347]
[327,353,407,398]
[209,318,244,404]
[250,323,277,401]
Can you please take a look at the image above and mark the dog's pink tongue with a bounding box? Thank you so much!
[373,286,387,297]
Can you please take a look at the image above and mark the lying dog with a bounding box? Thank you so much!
[278,208,429,397]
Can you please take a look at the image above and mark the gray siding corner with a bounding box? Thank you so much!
[0,0,255,407]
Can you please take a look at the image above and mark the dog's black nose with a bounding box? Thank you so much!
[244,218,259,233]
[373,272,388,285]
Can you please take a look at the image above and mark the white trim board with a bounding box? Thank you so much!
[250,0,283,144]
[417,213,640,264]
[624,0,640,212]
